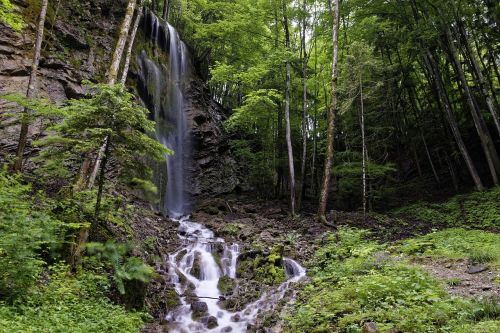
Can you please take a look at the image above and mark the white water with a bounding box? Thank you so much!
[166,217,306,332]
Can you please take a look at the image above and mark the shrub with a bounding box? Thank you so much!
[0,264,146,333]
[0,170,61,301]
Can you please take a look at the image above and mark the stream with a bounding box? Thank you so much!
[165,217,306,332]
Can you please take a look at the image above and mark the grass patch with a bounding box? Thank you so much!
[393,187,499,230]
[394,228,500,268]
[284,228,500,333]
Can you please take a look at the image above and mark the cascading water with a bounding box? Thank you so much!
[137,9,191,217]
[136,11,306,332]
[166,217,306,333]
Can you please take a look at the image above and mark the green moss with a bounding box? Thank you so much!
[236,246,286,285]
[190,252,202,279]
[221,223,242,235]
[165,288,180,310]
[217,276,236,295]
[0,0,25,31]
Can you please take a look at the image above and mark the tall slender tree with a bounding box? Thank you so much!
[77,0,137,190]
[298,0,308,209]
[108,0,137,85]
[318,0,340,223]
[282,0,296,215]
[121,0,144,85]
[13,0,48,172]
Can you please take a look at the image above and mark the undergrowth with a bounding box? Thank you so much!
[0,264,147,333]
[393,187,499,230]
[394,228,500,268]
[284,228,500,333]
[0,170,149,331]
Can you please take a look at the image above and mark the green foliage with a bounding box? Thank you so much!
[285,228,500,332]
[87,241,155,295]
[0,0,25,31]
[0,169,62,301]
[333,159,396,210]
[395,228,500,268]
[2,83,171,191]
[0,264,146,333]
[393,188,500,229]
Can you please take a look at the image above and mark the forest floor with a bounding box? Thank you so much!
[175,189,500,332]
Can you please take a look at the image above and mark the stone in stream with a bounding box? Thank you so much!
[190,301,208,319]
[201,315,218,329]
[190,252,202,279]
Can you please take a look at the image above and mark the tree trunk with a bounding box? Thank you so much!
[359,74,367,220]
[282,1,296,215]
[474,38,499,108]
[13,0,48,172]
[318,0,339,222]
[298,0,308,210]
[408,85,440,184]
[311,29,318,198]
[162,0,170,21]
[445,27,499,186]
[121,2,144,85]
[78,0,137,190]
[424,49,484,191]
[108,0,137,84]
[95,136,111,217]
[457,22,500,137]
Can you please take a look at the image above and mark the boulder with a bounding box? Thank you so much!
[190,301,208,319]
[203,316,218,329]
[466,264,489,274]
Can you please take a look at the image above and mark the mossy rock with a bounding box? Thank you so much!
[217,276,236,295]
[191,252,202,279]
[236,246,286,285]
[176,249,187,263]
[221,223,242,236]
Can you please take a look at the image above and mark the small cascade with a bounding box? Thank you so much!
[136,10,191,217]
[166,217,306,333]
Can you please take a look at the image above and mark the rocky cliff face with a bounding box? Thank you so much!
[0,0,239,199]
[186,79,240,196]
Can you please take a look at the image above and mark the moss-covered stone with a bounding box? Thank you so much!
[190,252,202,279]
[236,246,286,285]
[217,276,236,295]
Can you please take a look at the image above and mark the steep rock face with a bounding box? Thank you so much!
[186,80,240,196]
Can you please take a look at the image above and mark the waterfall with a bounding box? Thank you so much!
[136,10,191,217]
